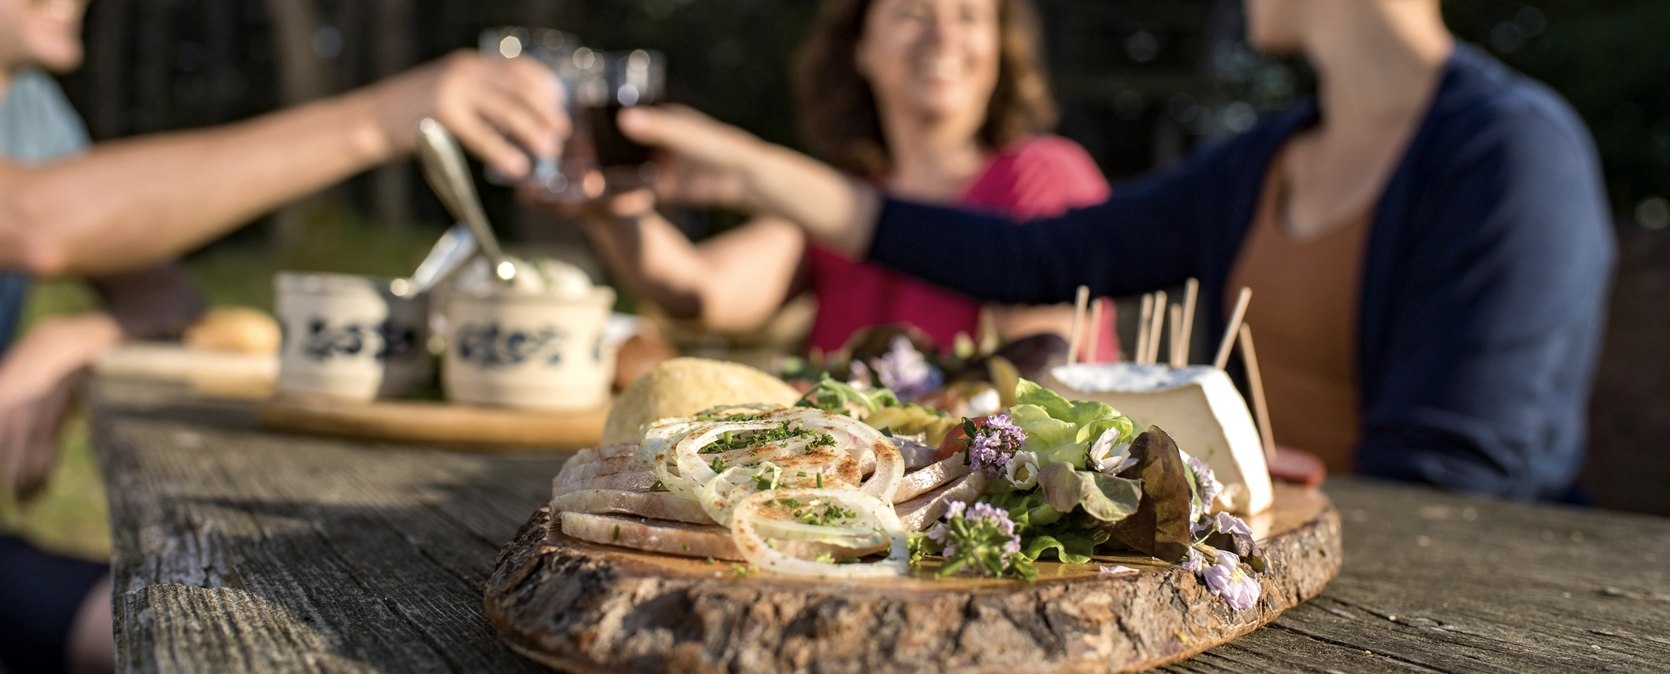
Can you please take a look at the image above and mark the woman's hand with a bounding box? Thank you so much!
[618,106,762,210]
[368,50,568,180]
[0,314,118,501]
[619,105,881,257]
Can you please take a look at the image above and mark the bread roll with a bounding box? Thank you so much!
[183,306,281,355]
[602,358,800,444]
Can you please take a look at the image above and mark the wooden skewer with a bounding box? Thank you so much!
[1145,290,1168,365]
[1067,285,1090,366]
[1213,287,1253,370]
[1086,299,1104,364]
[977,306,999,355]
[1179,278,1199,364]
[1169,304,1185,367]
[1134,294,1153,364]
[1238,323,1276,465]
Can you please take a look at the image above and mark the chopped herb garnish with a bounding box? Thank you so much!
[611,524,621,542]
[710,456,727,473]
[792,502,857,526]
[698,421,832,454]
[732,563,756,578]
[649,480,666,492]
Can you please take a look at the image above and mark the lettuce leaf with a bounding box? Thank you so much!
[1039,463,1142,523]
[1009,379,1136,469]
[1105,427,1194,563]
[1021,533,1101,564]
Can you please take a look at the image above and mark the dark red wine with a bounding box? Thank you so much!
[586,103,652,169]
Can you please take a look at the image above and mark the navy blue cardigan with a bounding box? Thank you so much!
[868,45,1616,500]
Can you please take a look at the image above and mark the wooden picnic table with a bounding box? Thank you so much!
[90,377,1670,673]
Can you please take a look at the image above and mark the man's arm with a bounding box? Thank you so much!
[0,51,562,277]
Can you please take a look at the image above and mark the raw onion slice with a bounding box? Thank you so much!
[730,488,908,578]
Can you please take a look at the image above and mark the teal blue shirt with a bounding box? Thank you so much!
[0,68,90,354]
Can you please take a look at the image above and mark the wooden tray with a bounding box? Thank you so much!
[483,483,1341,673]
[95,342,277,399]
[257,396,609,451]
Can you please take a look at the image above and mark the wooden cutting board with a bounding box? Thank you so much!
[257,395,609,451]
[95,342,277,399]
[484,483,1341,673]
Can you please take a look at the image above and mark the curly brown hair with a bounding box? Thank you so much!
[793,0,1059,179]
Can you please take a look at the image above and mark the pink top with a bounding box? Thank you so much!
[806,135,1117,359]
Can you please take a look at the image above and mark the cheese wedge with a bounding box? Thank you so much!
[1043,364,1273,514]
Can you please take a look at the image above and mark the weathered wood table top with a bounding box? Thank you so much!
[91,378,1670,673]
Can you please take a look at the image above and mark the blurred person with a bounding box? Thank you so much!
[0,1,564,672]
[557,0,1118,358]
[610,0,1615,499]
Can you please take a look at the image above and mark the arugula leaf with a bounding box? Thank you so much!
[795,375,902,416]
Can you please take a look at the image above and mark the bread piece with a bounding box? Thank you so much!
[602,358,800,444]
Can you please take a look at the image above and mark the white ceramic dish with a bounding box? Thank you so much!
[442,286,617,410]
[273,272,432,401]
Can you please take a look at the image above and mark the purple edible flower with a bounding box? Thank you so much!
[1199,550,1261,610]
[1187,455,1222,513]
[871,336,943,402]
[968,414,1028,476]
[1180,547,1205,573]
[927,500,1023,577]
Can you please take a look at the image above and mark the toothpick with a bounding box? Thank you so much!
[1086,299,1104,364]
[1067,286,1090,366]
[1179,278,1199,364]
[1145,290,1168,365]
[1238,324,1276,464]
[1169,304,1184,367]
[1134,294,1153,364]
[1213,287,1253,370]
[977,306,999,354]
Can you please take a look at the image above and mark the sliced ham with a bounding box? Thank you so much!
[552,469,660,496]
[563,443,640,468]
[551,489,712,524]
[559,512,877,562]
[553,454,645,485]
[893,453,973,503]
[893,437,941,469]
[896,472,989,531]
[560,512,743,560]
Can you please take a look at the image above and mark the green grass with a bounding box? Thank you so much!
[0,213,450,560]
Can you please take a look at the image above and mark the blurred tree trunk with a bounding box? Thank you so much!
[265,0,332,252]
[86,0,130,140]
[203,0,235,124]
[135,0,170,134]
[372,0,415,232]
[520,0,562,29]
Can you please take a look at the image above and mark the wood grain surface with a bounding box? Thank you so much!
[89,378,1670,673]
[482,483,1340,674]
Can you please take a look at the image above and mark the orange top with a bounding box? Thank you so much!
[1226,157,1372,473]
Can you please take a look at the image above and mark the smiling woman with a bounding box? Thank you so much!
[558,0,1118,359]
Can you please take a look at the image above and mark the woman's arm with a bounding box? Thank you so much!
[580,208,809,335]
[0,52,562,277]
[621,106,1206,304]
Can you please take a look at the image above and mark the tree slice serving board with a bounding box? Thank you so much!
[484,483,1340,673]
[257,396,609,451]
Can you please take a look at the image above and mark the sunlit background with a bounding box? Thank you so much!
[8,0,1668,559]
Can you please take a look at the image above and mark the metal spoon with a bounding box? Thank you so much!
[415,118,518,284]
[390,223,477,298]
